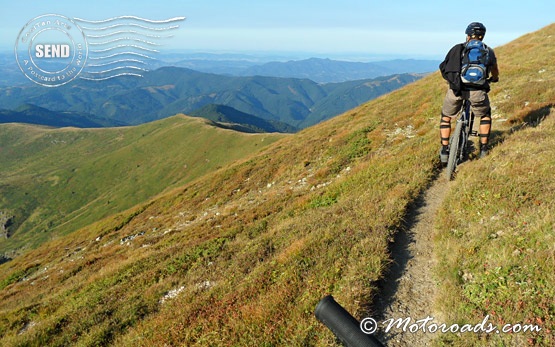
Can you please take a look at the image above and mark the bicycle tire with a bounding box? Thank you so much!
[446,119,464,180]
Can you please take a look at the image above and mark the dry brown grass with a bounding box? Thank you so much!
[0,73,441,345]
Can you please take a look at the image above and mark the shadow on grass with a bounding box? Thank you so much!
[496,104,553,141]
[512,104,553,129]
[0,255,11,265]
[478,104,553,157]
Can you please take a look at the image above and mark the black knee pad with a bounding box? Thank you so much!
[480,117,492,126]
[440,115,451,129]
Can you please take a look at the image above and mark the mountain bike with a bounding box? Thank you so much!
[445,78,498,180]
[445,99,476,180]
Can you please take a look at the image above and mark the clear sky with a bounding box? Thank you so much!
[2,0,554,60]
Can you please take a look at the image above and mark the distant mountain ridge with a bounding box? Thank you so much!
[0,53,440,86]
[0,104,121,128]
[237,57,439,83]
[189,104,298,133]
[147,54,440,82]
[0,67,422,130]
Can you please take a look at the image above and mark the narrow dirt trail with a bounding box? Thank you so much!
[372,175,450,346]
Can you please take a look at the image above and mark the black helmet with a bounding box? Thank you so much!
[465,22,486,37]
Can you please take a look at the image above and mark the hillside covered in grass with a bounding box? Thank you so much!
[0,23,553,346]
[0,116,284,255]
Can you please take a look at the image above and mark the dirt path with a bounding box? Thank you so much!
[372,175,449,346]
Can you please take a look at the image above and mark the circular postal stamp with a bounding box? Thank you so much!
[15,14,88,87]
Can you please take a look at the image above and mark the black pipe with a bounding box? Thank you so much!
[314,295,385,347]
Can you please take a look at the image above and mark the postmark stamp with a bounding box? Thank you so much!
[14,14,185,87]
[15,14,88,87]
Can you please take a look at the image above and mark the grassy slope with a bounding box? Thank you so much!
[0,24,553,346]
[0,60,443,346]
[0,115,284,254]
[433,24,555,346]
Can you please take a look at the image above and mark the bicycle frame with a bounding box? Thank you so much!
[446,99,476,180]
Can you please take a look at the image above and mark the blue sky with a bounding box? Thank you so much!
[2,0,554,60]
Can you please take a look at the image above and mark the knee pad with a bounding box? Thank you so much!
[480,117,491,126]
[440,115,451,129]
[479,115,491,141]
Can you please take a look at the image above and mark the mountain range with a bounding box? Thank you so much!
[236,57,439,82]
[0,104,121,128]
[0,66,423,130]
[189,104,297,133]
[167,56,440,83]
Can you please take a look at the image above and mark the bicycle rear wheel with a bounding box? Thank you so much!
[446,119,463,180]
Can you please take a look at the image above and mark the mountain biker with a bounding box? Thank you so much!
[439,22,499,163]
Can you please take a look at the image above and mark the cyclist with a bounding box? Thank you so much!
[439,22,499,163]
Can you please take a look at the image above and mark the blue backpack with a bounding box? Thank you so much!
[460,40,490,87]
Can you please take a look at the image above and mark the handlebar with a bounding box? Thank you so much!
[315,295,385,347]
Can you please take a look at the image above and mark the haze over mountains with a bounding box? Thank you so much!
[162,55,440,82]
[0,53,436,131]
